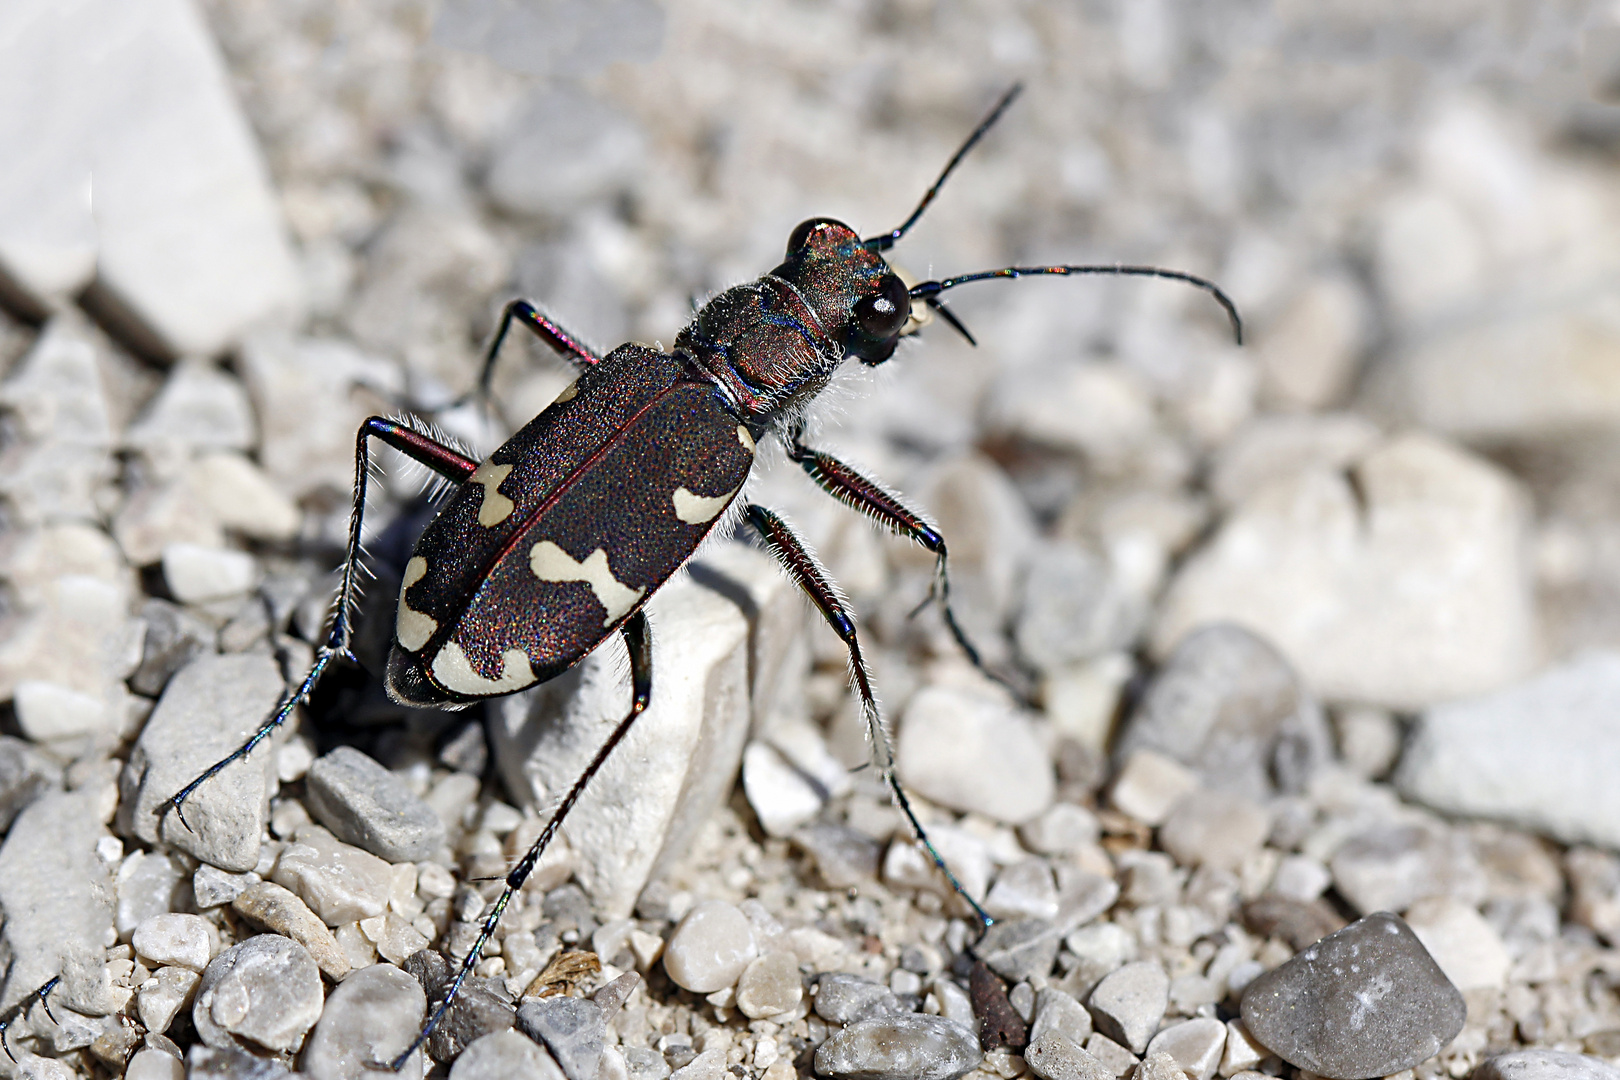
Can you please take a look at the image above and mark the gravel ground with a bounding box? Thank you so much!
[6,2,1620,1079]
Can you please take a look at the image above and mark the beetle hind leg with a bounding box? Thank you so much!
[746,503,994,929]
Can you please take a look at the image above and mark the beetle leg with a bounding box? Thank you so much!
[165,418,479,833]
[746,504,993,929]
[0,976,59,1062]
[460,298,603,411]
[786,433,1028,704]
[392,610,652,1070]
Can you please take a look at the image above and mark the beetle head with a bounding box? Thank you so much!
[776,218,911,365]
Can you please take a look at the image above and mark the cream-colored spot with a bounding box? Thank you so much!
[737,425,755,453]
[529,541,645,627]
[469,460,515,527]
[395,556,438,652]
[431,641,536,696]
[554,380,579,403]
[672,485,737,525]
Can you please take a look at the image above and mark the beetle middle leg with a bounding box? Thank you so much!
[746,504,993,928]
[786,428,1026,702]
[165,416,479,829]
[392,610,652,1069]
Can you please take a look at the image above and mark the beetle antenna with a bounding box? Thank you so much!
[910,264,1244,345]
[864,84,1023,252]
[924,297,978,346]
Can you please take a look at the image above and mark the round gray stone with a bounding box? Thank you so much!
[193,934,325,1054]
[1240,912,1465,1079]
[305,746,446,863]
[814,1013,982,1080]
[449,1029,567,1080]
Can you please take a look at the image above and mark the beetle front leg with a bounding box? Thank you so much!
[786,431,1027,702]
[746,504,993,929]
[165,417,480,830]
[393,610,652,1070]
[463,299,603,404]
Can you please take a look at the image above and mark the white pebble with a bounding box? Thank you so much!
[161,542,257,604]
[663,900,758,993]
[1109,749,1199,826]
[125,1049,185,1080]
[132,913,217,972]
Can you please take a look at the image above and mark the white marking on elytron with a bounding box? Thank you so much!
[432,641,536,695]
[395,555,438,652]
[672,485,738,524]
[554,380,579,403]
[529,541,645,627]
[469,460,515,527]
[736,425,755,452]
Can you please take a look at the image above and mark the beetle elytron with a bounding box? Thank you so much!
[165,85,1240,1068]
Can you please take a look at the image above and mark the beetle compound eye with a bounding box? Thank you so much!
[786,217,853,256]
[854,274,910,339]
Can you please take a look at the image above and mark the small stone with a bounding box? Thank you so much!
[1475,1050,1620,1080]
[304,746,446,863]
[883,826,993,904]
[1333,705,1402,780]
[1328,823,1478,916]
[1020,804,1101,857]
[1014,541,1143,674]
[1144,1018,1226,1080]
[1239,912,1465,1079]
[1065,924,1139,996]
[271,828,393,925]
[593,971,640,1019]
[132,913,217,972]
[1118,625,1330,796]
[231,881,351,980]
[1219,1020,1264,1078]
[361,912,431,964]
[626,1045,673,1080]
[1134,1051,1188,1080]
[1084,1034,1141,1080]
[116,849,189,940]
[517,995,605,1080]
[986,859,1061,922]
[427,976,516,1063]
[816,973,903,1023]
[449,1029,567,1080]
[1031,987,1094,1046]
[120,652,284,872]
[302,964,426,1080]
[185,452,301,542]
[1158,789,1269,872]
[669,1047,727,1080]
[814,1013,983,1080]
[1087,961,1169,1055]
[1109,750,1199,827]
[161,542,257,603]
[129,599,213,697]
[1401,896,1510,991]
[125,1048,185,1080]
[896,685,1055,825]
[138,966,200,1034]
[978,918,1063,984]
[1269,856,1332,902]
[0,735,60,831]
[1026,1033,1116,1080]
[185,1043,293,1079]
[193,934,325,1054]
[1240,895,1345,951]
[662,900,757,993]
[735,951,802,1019]
[971,959,1028,1051]
[194,864,259,908]
[742,741,825,837]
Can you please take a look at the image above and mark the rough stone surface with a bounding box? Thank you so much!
[1026,1033,1115,1080]
[0,735,60,832]
[271,828,393,926]
[1475,1051,1620,1080]
[193,935,324,1054]
[0,786,115,1010]
[489,577,752,918]
[1154,434,1536,709]
[120,652,285,872]
[231,881,350,980]
[304,746,446,862]
[814,1013,983,1080]
[516,995,606,1080]
[448,1029,567,1080]
[815,974,903,1024]
[1118,625,1331,796]
[116,848,189,940]
[1396,652,1620,849]
[1087,961,1169,1055]
[301,963,426,1080]
[1144,1018,1227,1080]
[735,951,802,1019]
[185,1045,292,1080]
[741,740,826,838]
[1031,987,1094,1047]
[1240,912,1466,1079]
[662,900,758,994]
[896,684,1055,825]
[1328,823,1480,917]
[139,966,200,1034]
[132,913,216,973]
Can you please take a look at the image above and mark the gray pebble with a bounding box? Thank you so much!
[185,1044,293,1079]
[116,848,189,940]
[895,685,1054,825]
[0,786,115,1010]
[1239,912,1465,1079]
[231,881,351,980]
[301,963,426,1080]
[814,1013,983,1080]
[0,735,60,832]
[977,918,1062,984]
[194,864,260,908]
[1030,987,1093,1046]
[1014,541,1142,674]
[1144,1018,1226,1080]
[593,971,641,1020]
[193,934,325,1054]
[792,823,882,888]
[449,1029,567,1080]
[1018,804,1100,858]
[430,977,515,1063]
[1158,789,1270,871]
[132,912,216,972]
[305,746,446,863]
[516,995,605,1080]
[1328,823,1478,917]
[1087,961,1168,1055]
[1083,1034,1140,1079]
[1475,1050,1620,1080]
[624,1045,673,1080]
[662,900,757,993]
[119,652,285,871]
[814,973,903,1023]
[1116,624,1330,796]
[270,828,393,925]
[1025,1032,1114,1080]
[129,598,213,697]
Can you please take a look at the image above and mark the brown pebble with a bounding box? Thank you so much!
[970,957,1028,1052]
[1240,894,1345,951]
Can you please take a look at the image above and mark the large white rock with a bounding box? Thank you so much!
[489,574,752,918]
[896,684,1054,825]
[1154,432,1537,709]
[0,318,115,526]
[1397,651,1620,849]
[0,0,299,354]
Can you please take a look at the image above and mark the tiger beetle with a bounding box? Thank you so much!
[163,84,1240,1070]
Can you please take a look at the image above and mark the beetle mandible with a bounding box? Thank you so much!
[164,84,1241,1069]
